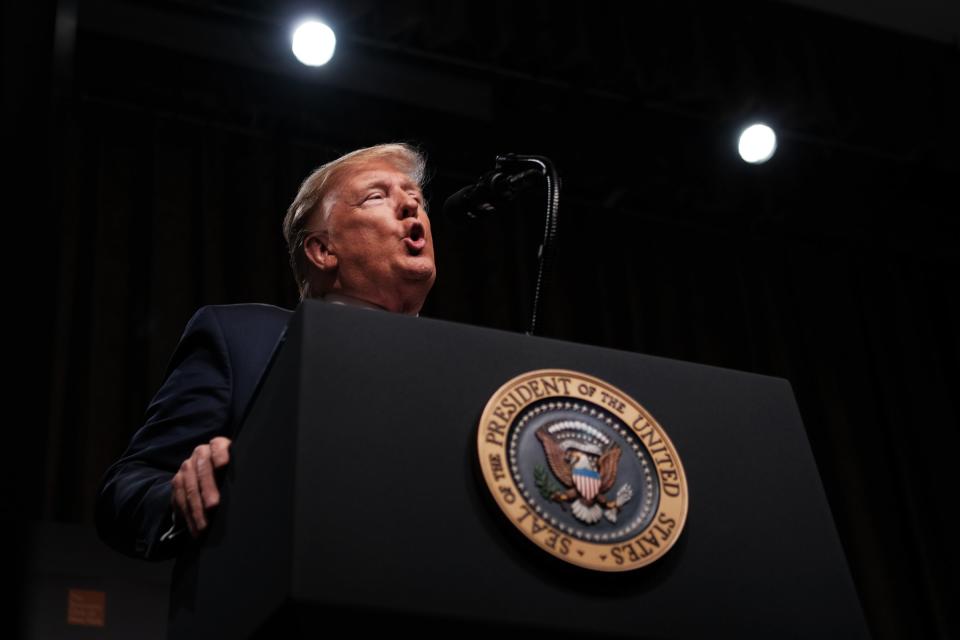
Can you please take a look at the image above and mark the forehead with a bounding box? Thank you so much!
[336,160,420,194]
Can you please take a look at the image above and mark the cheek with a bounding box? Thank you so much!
[338,222,384,251]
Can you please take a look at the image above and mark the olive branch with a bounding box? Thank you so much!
[534,464,564,501]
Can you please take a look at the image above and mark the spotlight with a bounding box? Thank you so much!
[738,124,777,164]
[291,20,336,67]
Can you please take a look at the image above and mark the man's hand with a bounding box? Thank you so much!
[171,436,231,538]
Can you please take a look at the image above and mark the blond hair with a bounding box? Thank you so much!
[282,143,427,299]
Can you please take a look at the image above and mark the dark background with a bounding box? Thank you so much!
[5,1,958,638]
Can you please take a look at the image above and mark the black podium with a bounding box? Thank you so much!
[168,301,869,638]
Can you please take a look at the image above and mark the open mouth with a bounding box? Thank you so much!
[404,223,426,255]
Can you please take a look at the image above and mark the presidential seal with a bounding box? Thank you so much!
[477,369,688,571]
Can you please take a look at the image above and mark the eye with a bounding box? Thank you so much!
[364,192,385,202]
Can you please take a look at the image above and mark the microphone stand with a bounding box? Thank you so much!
[492,154,561,337]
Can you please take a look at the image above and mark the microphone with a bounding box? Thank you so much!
[443,168,542,219]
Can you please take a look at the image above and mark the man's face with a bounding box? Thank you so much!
[314,160,436,312]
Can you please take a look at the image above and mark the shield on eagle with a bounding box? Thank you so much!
[573,467,601,501]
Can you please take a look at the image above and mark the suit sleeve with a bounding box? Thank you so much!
[95,306,233,560]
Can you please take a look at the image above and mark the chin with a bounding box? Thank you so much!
[399,258,436,282]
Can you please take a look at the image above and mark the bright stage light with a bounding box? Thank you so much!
[738,124,777,164]
[291,20,336,67]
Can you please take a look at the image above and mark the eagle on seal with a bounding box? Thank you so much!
[536,426,629,524]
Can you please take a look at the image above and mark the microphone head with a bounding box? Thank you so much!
[443,183,497,220]
[443,166,543,220]
[442,185,479,219]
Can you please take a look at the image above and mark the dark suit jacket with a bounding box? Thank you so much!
[95,303,293,560]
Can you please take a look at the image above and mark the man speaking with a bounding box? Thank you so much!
[95,143,436,559]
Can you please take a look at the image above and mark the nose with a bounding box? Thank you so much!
[398,191,420,219]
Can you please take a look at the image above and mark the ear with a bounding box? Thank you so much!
[304,231,339,272]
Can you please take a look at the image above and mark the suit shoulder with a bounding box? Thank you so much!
[206,303,293,321]
[192,303,291,327]
[194,303,293,342]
